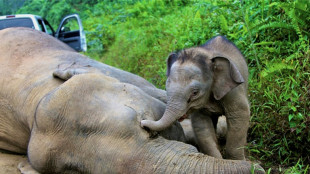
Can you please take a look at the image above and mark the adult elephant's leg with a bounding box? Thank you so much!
[191,111,222,158]
[224,95,250,160]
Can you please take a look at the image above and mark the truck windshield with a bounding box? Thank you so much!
[0,18,34,30]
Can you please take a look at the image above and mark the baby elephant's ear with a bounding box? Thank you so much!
[211,57,244,100]
[166,52,178,76]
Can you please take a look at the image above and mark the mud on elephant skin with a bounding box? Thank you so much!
[0,28,264,173]
[141,36,251,160]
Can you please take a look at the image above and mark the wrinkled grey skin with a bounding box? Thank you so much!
[0,28,264,173]
[0,28,263,174]
[141,36,250,160]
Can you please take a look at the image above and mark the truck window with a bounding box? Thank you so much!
[60,17,79,33]
[37,19,45,32]
[0,18,34,30]
[43,19,55,36]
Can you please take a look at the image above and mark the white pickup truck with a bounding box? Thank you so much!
[0,14,87,52]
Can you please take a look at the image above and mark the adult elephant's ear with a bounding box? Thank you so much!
[53,63,99,81]
[166,52,178,76]
[211,56,244,100]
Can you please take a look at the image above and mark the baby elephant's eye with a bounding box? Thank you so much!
[191,90,199,97]
[188,89,199,103]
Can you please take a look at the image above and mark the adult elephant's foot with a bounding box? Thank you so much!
[18,159,40,174]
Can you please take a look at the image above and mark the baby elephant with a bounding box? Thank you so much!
[142,36,250,160]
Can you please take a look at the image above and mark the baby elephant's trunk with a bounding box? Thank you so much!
[141,103,186,131]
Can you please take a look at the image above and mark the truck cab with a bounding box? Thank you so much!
[0,14,86,52]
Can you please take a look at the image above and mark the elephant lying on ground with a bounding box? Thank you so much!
[0,28,264,173]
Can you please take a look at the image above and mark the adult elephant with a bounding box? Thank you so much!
[0,28,263,173]
[141,36,250,160]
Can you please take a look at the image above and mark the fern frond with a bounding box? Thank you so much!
[285,52,301,62]
[285,0,310,15]
[254,41,276,46]
[219,14,228,32]
[258,22,294,31]
[275,1,309,29]
[249,19,268,31]
[260,62,294,79]
[287,8,306,43]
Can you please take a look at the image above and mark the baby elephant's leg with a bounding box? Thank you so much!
[191,111,222,159]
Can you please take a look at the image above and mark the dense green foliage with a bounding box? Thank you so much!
[3,0,310,173]
[0,0,26,15]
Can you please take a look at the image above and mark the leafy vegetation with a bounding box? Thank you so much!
[2,0,310,173]
[0,0,26,15]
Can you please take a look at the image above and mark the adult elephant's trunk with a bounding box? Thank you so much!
[141,99,187,131]
[129,137,264,174]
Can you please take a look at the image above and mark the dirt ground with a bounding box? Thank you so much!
[0,151,26,174]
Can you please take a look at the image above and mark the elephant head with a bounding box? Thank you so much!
[26,73,262,173]
[141,36,245,131]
